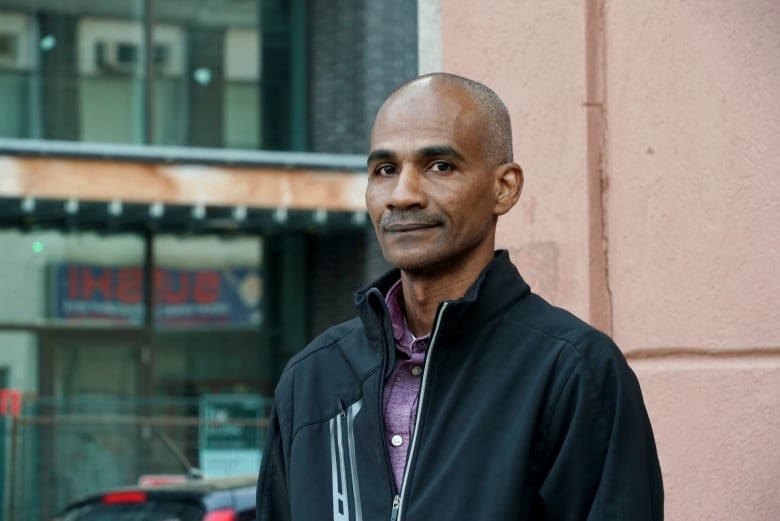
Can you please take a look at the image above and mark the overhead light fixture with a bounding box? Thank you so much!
[313,209,327,224]
[351,211,367,225]
[21,197,35,213]
[39,35,56,51]
[273,207,288,223]
[64,198,79,214]
[108,200,123,216]
[191,204,206,219]
[149,202,165,218]
[232,205,247,221]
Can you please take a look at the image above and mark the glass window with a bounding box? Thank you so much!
[151,235,270,396]
[0,331,38,392]
[51,339,141,397]
[0,230,145,326]
[76,13,151,144]
[153,331,268,396]
[0,0,275,148]
[152,235,262,329]
[0,11,34,138]
[0,0,418,152]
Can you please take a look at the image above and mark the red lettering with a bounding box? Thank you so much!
[116,268,143,304]
[82,267,112,299]
[68,265,79,298]
[194,271,220,303]
[164,271,189,304]
[0,389,22,416]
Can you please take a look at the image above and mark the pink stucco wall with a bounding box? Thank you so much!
[439,0,780,519]
[439,0,598,322]
[606,1,780,351]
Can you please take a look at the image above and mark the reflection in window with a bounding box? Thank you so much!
[0,0,267,148]
[0,230,145,325]
[0,0,419,153]
[0,11,35,138]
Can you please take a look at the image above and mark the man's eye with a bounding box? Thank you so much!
[375,165,396,176]
[431,161,452,173]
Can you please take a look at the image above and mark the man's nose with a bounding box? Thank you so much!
[388,167,427,209]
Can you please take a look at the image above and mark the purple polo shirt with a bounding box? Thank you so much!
[383,280,431,491]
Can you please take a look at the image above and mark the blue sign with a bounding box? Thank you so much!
[52,264,262,327]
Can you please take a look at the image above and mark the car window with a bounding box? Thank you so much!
[60,500,204,521]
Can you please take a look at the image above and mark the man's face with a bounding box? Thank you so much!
[366,80,500,275]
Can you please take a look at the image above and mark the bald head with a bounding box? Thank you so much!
[374,73,514,167]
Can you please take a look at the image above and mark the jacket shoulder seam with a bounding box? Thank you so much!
[279,324,364,380]
[289,366,380,442]
[502,316,611,418]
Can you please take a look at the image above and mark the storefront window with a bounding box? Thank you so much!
[0,0,418,153]
[0,230,145,326]
[153,331,267,395]
[0,11,33,138]
[0,0,416,515]
[0,331,38,392]
[0,0,284,148]
[152,235,262,328]
[151,235,269,396]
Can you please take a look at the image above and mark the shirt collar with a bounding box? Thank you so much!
[385,279,431,354]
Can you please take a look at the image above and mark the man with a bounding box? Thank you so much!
[257,73,663,520]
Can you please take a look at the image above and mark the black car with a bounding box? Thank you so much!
[55,475,257,521]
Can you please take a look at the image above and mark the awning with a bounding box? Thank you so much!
[0,196,369,234]
[0,139,370,234]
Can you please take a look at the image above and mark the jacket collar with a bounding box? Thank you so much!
[354,250,531,348]
[435,250,530,343]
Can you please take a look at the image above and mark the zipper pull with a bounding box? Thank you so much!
[338,399,346,418]
[390,494,400,521]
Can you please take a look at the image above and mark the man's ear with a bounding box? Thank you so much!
[493,162,523,215]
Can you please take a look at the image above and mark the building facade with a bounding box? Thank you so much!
[1,0,778,520]
[0,0,416,517]
[0,0,419,397]
[423,1,779,520]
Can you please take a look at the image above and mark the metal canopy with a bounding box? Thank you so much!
[0,196,370,235]
[0,138,366,172]
[0,139,370,235]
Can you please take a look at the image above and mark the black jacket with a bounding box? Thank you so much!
[257,251,663,520]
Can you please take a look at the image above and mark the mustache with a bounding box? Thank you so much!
[380,210,442,229]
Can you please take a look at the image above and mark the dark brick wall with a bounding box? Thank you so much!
[308,0,418,154]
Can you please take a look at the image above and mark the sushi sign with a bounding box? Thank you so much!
[52,264,262,326]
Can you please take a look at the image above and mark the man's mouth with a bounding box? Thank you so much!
[383,222,438,233]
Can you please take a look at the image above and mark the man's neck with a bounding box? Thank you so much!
[400,255,492,337]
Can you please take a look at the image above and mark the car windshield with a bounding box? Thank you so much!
[59,500,204,521]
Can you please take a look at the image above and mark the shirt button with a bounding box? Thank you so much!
[410,366,422,376]
[391,435,404,447]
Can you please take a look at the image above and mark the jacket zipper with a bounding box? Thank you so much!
[390,495,401,521]
[391,302,449,521]
[376,300,398,521]
[377,298,402,519]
